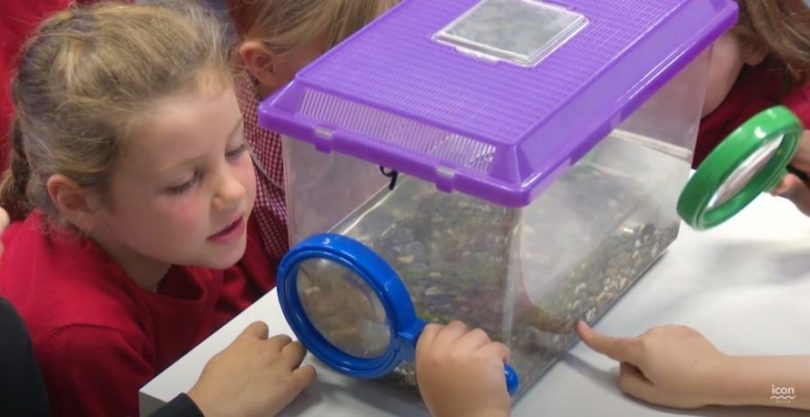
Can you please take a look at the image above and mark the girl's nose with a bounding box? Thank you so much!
[212,168,246,211]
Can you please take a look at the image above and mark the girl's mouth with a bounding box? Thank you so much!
[208,216,245,243]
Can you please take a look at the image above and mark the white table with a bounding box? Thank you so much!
[140,194,810,417]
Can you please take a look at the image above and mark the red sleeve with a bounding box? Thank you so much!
[215,214,278,320]
[34,324,153,417]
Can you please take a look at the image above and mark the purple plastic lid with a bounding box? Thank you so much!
[259,0,737,207]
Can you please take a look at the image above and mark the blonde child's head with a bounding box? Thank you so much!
[0,2,256,278]
[226,0,398,94]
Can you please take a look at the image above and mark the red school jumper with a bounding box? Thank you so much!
[0,211,276,417]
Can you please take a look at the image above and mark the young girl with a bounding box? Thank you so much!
[0,3,292,416]
[695,0,810,214]
[0,5,516,416]
[696,0,810,168]
[224,0,397,266]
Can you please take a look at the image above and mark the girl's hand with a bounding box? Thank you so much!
[188,321,316,417]
[772,173,810,215]
[416,321,511,417]
[773,130,810,215]
[576,321,732,409]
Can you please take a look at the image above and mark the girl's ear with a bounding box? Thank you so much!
[46,174,101,232]
[238,40,285,93]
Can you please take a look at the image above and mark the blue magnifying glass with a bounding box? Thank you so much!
[277,233,520,396]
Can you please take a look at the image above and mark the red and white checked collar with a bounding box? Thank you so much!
[236,72,289,262]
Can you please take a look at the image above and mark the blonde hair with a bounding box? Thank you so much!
[731,0,810,92]
[0,1,234,221]
[226,0,398,53]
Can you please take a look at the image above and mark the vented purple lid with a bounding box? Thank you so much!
[260,0,737,207]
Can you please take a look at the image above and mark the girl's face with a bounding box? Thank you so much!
[702,33,767,117]
[703,34,745,117]
[92,87,257,274]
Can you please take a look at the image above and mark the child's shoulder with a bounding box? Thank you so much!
[1,212,149,341]
[1,210,45,245]
[2,211,98,274]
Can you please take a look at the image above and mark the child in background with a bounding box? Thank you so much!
[692,0,810,211]
[576,4,810,408]
[696,0,810,167]
[224,0,397,266]
[0,2,286,415]
[695,0,810,213]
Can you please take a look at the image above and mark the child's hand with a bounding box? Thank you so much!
[188,321,316,417]
[576,321,732,409]
[772,173,810,215]
[773,131,810,215]
[416,321,510,417]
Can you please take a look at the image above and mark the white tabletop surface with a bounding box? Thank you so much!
[140,194,810,417]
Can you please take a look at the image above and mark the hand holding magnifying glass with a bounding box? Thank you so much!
[679,106,807,229]
[772,158,810,216]
[276,234,520,397]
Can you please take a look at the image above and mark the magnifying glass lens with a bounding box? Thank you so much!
[296,258,391,359]
[707,134,784,210]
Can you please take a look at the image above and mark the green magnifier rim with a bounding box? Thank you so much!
[678,106,803,230]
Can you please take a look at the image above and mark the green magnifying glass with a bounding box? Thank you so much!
[678,106,805,230]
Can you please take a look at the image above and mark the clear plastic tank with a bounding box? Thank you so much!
[264,0,735,398]
[281,51,710,393]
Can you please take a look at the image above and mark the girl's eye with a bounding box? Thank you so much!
[226,143,249,159]
[165,171,202,195]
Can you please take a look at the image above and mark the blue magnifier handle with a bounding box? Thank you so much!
[404,321,520,396]
[504,364,520,396]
